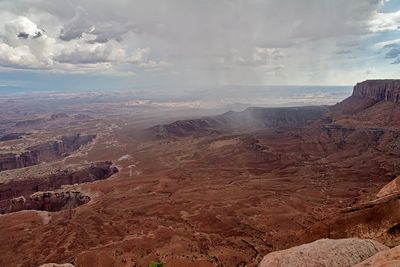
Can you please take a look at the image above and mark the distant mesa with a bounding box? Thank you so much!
[352,80,400,103]
[149,106,328,138]
[332,79,400,115]
[73,114,93,120]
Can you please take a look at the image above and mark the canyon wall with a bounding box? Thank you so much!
[1,190,91,213]
[0,134,96,172]
[352,80,400,103]
[0,161,118,214]
[0,161,117,201]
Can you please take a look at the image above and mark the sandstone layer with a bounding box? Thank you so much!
[354,244,400,267]
[259,238,388,267]
[0,134,96,172]
[353,80,400,103]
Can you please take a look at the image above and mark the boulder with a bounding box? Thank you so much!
[259,238,388,267]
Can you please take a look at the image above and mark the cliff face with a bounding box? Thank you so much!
[0,134,96,172]
[352,80,400,103]
[1,190,91,213]
[0,161,117,202]
[0,161,118,213]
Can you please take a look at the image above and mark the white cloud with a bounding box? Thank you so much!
[391,57,400,64]
[370,10,400,32]
[0,0,398,85]
[0,12,168,72]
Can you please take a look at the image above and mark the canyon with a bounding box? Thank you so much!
[0,161,118,213]
[0,80,400,266]
[0,134,96,172]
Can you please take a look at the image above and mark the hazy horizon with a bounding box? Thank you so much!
[0,0,399,94]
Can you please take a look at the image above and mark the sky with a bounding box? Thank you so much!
[0,0,399,92]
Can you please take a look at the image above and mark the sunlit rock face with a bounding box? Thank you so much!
[259,238,388,267]
[353,80,400,103]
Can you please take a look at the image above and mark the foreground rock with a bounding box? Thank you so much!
[377,175,400,198]
[354,245,400,266]
[259,238,388,267]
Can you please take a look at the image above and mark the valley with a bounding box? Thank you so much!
[1,80,400,266]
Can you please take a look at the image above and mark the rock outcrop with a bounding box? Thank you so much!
[0,134,96,172]
[354,244,400,267]
[331,80,400,116]
[353,80,400,103]
[377,175,400,198]
[0,190,90,213]
[259,238,388,267]
[0,161,118,202]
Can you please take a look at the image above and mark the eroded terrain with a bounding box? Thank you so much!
[1,80,400,266]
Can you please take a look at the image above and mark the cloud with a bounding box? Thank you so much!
[0,43,44,69]
[0,0,398,85]
[391,57,400,64]
[0,12,167,72]
[370,10,400,32]
[59,6,94,41]
[336,49,352,55]
[385,47,400,58]
[55,40,125,64]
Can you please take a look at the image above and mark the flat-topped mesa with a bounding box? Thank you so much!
[353,80,400,103]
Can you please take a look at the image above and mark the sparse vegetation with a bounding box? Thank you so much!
[148,261,164,267]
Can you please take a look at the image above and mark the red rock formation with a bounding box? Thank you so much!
[1,190,91,213]
[0,161,118,203]
[353,80,400,103]
[354,244,400,266]
[377,175,400,198]
[0,134,96,172]
[259,238,388,267]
